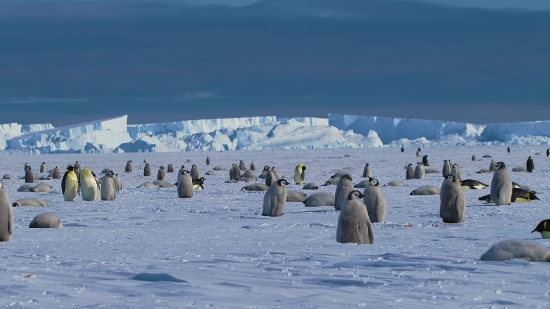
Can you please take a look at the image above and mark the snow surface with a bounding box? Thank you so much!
[1,146,549,307]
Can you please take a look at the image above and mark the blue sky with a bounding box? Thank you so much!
[0,0,548,126]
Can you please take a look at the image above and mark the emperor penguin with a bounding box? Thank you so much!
[507,146,510,153]
[362,177,386,222]
[206,156,211,166]
[74,161,81,171]
[450,163,462,181]
[52,166,61,179]
[271,167,280,181]
[177,170,193,198]
[24,166,34,183]
[79,168,100,201]
[490,162,513,206]
[442,160,451,177]
[157,166,166,181]
[190,164,200,180]
[144,163,151,176]
[0,181,14,242]
[547,148,549,157]
[230,164,241,181]
[414,162,425,179]
[167,163,174,173]
[265,168,276,187]
[334,174,355,211]
[24,162,30,170]
[74,166,81,178]
[401,145,405,153]
[125,160,133,173]
[336,190,374,245]
[416,147,421,157]
[40,162,47,173]
[259,166,270,179]
[471,154,477,161]
[294,164,306,185]
[362,163,372,178]
[526,156,535,173]
[262,179,289,217]
[100,172,117,201]
[531,220,550,239]
[113,174,122,192]
[405,163,415,180]
[239,160,246,171]
[29,213,62,228]
[250,162,256,171]
[439,175,466,223]
[489,159,497,172]
[62,166,79,201]
[480,239,550,262]
[422,155,429,166]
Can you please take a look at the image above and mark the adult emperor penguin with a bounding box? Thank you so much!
[250,162,256,171]
[24,166,34,183]
[507,146,510,153]
[79,168,100,201]
[442,160,451,177]
[490,162,513,206]
[157,166,166,181]
[362,177,386,222]
[414,162,425,179]
[262,179,289,217]
[52,166,61,179]
[547,149,550,157]
[206,156,211,166]
[450,163,462,181]
[190,164,200,180]
[440,175,466,223]
[40,162,47,173]
[230,163,241,181]
[100,172,117,201]
[334,174,355,211]
[480,239,550,262]
[526,156,535,173]
[405,163,415,180]
[336,190,374,245]
[177,170,193,198]
[294,164,306,185]
[144,163,151,176]
[239,160,246,171]
[125,160,133,173]
[362,163,372,178]
[531,220,550,239]
[0,180,13,242]
[62,166,79,201]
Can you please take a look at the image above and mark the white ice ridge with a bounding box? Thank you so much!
[0,122,54,150]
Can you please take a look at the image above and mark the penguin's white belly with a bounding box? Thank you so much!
[81,179,98,201]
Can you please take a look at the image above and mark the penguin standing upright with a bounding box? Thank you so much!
[271,167,280,180]
[206,156,211,166]
[157,166,166,181]
[79,168,100,201]
[239,160,246,171]
[100,172,117,201]
[451,163,462,181]
[52,166,61,179]
[177,170,193,198]
[362,163,372,178]
[416,147,421,157]
[405,163,415,180]
[439,175,466,223]
[74,161,81,171]
[113,174,122,192]
[262,179,289,217]
[125,160,133,173]
[526,156,535,173]
[414,162,425,179]
[190,164,200,180]
[144,163,151,176]
[61,166,79,201]
[422,155,429,166]
[489,160,497,172]
[336,190,374,245]
[401,145,404,153]
[265,168,276,187]
[471,154,477,161]
[24,166,34,183]
[167,164,174,173]
[250,162,256,171]
[0,180,14,242]
[547,149,550,157]
[490,162,513,206]
[294,164,306,185]
[362,177,386,222]
[334,174,354,211]
[442,160,451,177]
[230,163,241,181]
[40,162,47,173]
[507,147,510,153]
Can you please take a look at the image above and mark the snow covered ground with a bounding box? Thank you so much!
[0,146,549,307]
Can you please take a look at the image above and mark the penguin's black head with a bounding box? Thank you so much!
[182,170,190,174]
[67,166,74,171]
[42,162,45,164]
[145,163,149,167]
[264,166,270,171]
[532,219,550,234]
[160,166,165,169]
[530,192,540,201]
[496,162,506,170]
[192,164,196,168]
[302,165,306,171]
[277,179,289,186]
[348,190,365,199]
[341,174,352,181]
[423,155,428,159]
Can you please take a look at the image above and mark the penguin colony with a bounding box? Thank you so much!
[0,147,548,263]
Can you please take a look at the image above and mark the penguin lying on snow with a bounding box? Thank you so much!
[460,179,488,190]
[532,220,550,239]
[478,188,539,203]
[480,239,550,262]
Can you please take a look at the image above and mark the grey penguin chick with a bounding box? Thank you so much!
[17,184,35,192]
[230,164,241,181]
[40,162,47,173]
[303,192,335,207]
[30,183,52,193]
[250,162,256,171]
[439,175,466,223]
[125,160,133,172]
[271,167,280,181]
[354,180,371,188]
[324,178,340,186]
[362,177,386,222]
[471,154,477,161]
[450,163,462,181]
[286,191,307,203]
[12,198,48,207]
[384,181,405,187]
[24,166,34,183]
[241,183,269,191]
[489,160,497,172]
[362,163,372,178]
[113,174,122,192]
[29,213,62,228]
[331,171,351,179]
[157,166,166,181]
[334,174,355,211]
[490,162,513,206]
[144,163,151,176]
[177,170,193,198]
[336,190,374,245]
[206,156,211,166]
[239,160,246,171]
[442,160,451,177]
[241,169,257,181]
[302,182,318,190]
[265,168,276,187]
[414,162,425,179]
[480,239,550,262]
[262,179,289,217]
[52,166,61,179]
[167,164,174,173]
[190,164,200,180]
[410,185,440,196]
[405,163,415,180]
[137,182,155,189]
[0,181,14,241]
[100,172,117,201]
